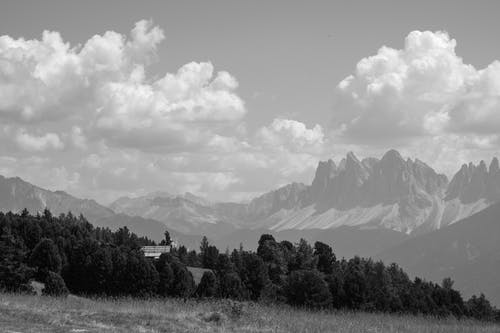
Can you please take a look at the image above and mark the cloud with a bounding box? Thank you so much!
[0,20,245,152]
[448,61,500,134]
[0,20,258,203]
[4,24,500,205]
[15,129,64,152]
[94,61,245,151]
[257,118,324,153]
[333,30,500,142]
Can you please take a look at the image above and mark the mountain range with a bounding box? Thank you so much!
[1,149,500,303]
[2,149,500,245]
[110,149,499,236]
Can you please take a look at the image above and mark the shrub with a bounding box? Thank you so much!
[196,271,218,298]
[218,271,244,299]
[29,238,62,279]
[43,271,69,297]
[285,270,332,308]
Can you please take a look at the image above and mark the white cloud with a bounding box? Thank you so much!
[0,20,257,203]
[0,20,245,153]
[333,30,500,142]
[257,118,324,153]
[4,25,500,205]
[15,129,64,152]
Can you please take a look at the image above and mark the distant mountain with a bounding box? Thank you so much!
[108,150,500,236]
[95,214,209,250]
[377,202,500,306]
[3,149,499,252]
[255,150,449,233]
[0,175,114,222]
[445,158,500,204]
[110,192,244,235]
[210,226,409,259]
[232,150,494,233]
[0,175,204,248]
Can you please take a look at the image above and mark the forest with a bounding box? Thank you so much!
[0,209,499,322]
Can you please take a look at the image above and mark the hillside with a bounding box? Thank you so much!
[0,175,114,222]
[211,226,409,259]
[109,150,500,236]
[95,214,208,250]
[2,150,498,242]
[378,202,500,306]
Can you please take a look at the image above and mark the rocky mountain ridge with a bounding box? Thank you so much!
[110,150,500,235]
[1,149,498,237]
[0,175,114,222]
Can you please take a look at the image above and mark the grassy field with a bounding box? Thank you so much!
[0,293,499,333]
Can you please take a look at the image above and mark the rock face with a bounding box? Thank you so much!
[446,158,500,204]
[308,150,447,210]
[255,150,449,233]
[3,149,498,237]
[108,150,500,235]
[0,175,114,222]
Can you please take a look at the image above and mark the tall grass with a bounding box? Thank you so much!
[0,292,499,332]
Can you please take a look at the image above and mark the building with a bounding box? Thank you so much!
[141,245,171,259]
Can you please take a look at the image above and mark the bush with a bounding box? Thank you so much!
[285,270,332,308]
[166,256,195,297]
[43,271,69,297]
[29,238,62,279]
[196,271,218,298]
[218,271,244,299]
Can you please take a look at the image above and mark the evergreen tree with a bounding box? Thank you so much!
[285,270,332,308]
[43,271,69,297]
[314,241,336,274]
[29,238,62,279]
[293,239,317,271]
[196,271,218,298]
[161,230,172,246]
[202,245,219,269]
[218,271,244,299]
[239,252,270,300]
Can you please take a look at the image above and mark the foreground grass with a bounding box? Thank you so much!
[0,293,499,333]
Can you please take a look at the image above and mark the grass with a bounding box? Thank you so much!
[0,293,499,333]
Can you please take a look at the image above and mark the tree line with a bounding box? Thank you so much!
[0,209,499,322]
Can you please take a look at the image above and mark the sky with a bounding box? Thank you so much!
[1,0,500,204]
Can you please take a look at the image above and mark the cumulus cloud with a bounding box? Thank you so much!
[6,24,500,204]
[15,129,64,152]
[0,20,245,152]
[333,30,500,142]
[327,30,500,178]
[257,118,324,153]
[0,20,258,203]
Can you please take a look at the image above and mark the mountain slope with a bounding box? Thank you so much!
[0,175,204,248]
[108,150,500,236]
[249,150,450,233]
[0,175,114,222]
[95,214,209,250]
[211,226,409,259]
[377,202,500,306]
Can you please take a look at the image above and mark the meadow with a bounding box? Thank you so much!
[1,293,499,333]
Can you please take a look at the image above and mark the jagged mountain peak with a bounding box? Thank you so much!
[3,152,500,239]
[477,160,488,172]
[381,149,404,163]
[446,157,500,204]
[345,151,360,163]
[489,157,499,174]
